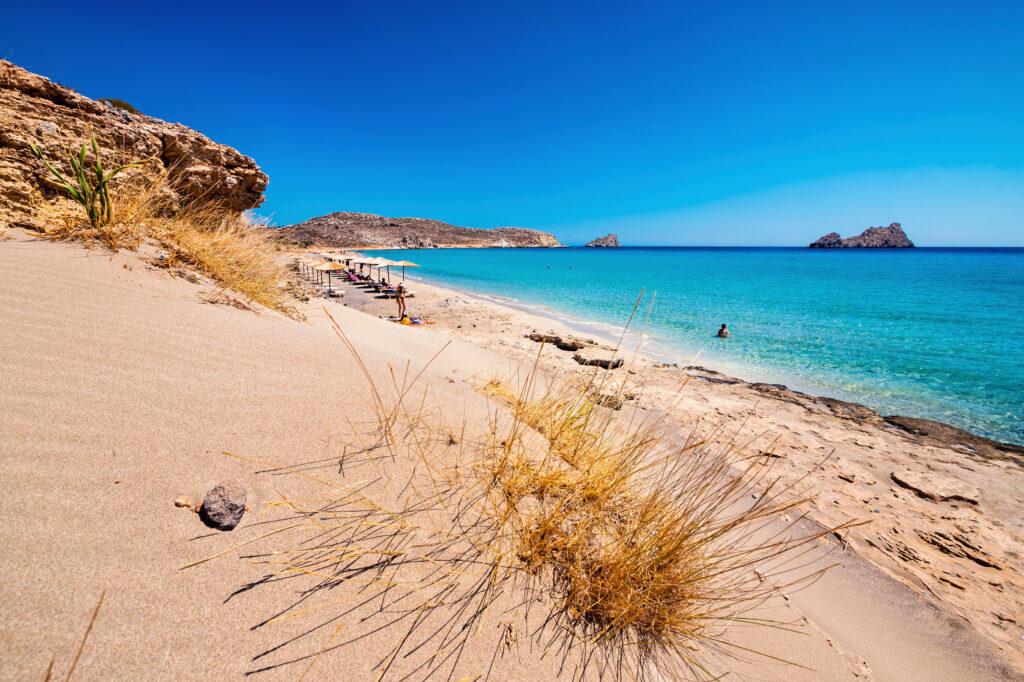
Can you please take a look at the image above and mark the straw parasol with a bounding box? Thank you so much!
[389,259,420,281]
[373,257,398,282]
[315,261,347,294]
[356,257,387,280]
[298,256,320,279]
[306,259,330,284]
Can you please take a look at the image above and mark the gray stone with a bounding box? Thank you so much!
[200,481,247,530]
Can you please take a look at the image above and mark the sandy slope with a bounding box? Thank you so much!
[0,232,1017,681]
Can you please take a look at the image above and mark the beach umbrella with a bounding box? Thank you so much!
[389,259,419,281]
[373,257,398,282]
[308,259,330,284]
[315,262,347,295]
[357,257,387,280]
[301,256,322,280]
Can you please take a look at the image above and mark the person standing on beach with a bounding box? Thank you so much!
[717,323,730,338]
[396,282,407,320]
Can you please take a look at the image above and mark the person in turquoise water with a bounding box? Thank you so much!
[717,323,730,338]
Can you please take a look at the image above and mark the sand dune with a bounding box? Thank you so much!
[0,232,1017,680]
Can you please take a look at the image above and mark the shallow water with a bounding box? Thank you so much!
[368,247,1024,444]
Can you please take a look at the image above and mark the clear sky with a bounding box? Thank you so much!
[4,1,1023,245]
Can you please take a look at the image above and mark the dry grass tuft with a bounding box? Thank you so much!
[474,374,850,678]
[152,209,291,313]
[191,312,858,680]
[32,164,296,315]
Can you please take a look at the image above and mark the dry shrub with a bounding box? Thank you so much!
[190,313,856,681]
[474,375,849,678]
[36,164,295,315]
[152,209,290,313]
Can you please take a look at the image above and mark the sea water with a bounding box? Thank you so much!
[368,247,1024,444]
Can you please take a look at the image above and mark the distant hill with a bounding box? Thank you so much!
[809,223,914,248]
[279,212,561,249]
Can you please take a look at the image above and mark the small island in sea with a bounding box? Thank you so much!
[809,222,915,248]
[585,232,621,247]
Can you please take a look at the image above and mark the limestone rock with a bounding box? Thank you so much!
[199,481,248,530]
[809,223,914,248]
[0,60,267,230]
[279,212,561,249]
[890,470,980,505]
[585,233,620,247]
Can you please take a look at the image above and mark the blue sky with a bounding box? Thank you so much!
[4,1,1023,245]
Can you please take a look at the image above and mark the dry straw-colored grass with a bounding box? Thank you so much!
[179,308,857,681]
[29,160,294,315]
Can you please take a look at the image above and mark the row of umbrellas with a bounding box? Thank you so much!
[295,251,420,295]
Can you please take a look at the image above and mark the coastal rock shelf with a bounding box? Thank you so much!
[280,211,561,249]
[809,223,914,248]
[0,60,267,230]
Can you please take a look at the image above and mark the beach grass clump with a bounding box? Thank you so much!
[152,207,291,314]
[27,149,295,315]
[29,137,143,248]
[112,167,294,314]
[475,375,839,677]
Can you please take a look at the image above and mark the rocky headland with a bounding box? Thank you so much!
[0,60,267,230]
[810,222,914,248]
[585,232,620,247]
[279,211,561,248]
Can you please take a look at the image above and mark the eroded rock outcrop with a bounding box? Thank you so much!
[809,223,914,248]
[280,212,561,249]
[585,233,620,247]
[0,60,267,229]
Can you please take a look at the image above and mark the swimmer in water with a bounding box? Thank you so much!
[717,323,730,338]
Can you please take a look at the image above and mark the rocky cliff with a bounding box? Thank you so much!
[585,233,620,247]
[0,60,267,229]
[809,223,914,248]
[280,212,561,248]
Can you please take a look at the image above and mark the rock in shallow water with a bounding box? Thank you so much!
[200,481,247,530]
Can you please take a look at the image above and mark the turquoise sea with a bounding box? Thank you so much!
[369,247,1024,445]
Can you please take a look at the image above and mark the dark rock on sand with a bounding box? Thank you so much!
[572,348,624,370]
[585,233,620,247]
[199,481,247,530]
[524,332,588,351]
[809,223,914,248]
